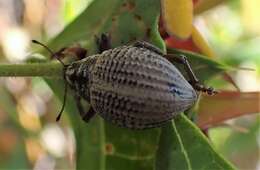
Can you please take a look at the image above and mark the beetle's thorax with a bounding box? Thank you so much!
[65,55,97,101]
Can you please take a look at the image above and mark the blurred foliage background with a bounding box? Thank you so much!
[0,0,259,169]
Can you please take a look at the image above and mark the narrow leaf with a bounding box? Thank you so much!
[156,114,236,170]
[198,91,260,128]
[191,26,216,58]
[194,0,225,14]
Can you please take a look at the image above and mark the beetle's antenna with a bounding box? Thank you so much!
[56,78,68,121]
[32,40,67,121]
[31,40,66,66]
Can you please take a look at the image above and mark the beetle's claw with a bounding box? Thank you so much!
[206,87,218,95]
[192,83,218,95]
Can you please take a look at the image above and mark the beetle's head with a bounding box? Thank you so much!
[64,63,80,89]
[64,55,97,100]
[31,40,88,122]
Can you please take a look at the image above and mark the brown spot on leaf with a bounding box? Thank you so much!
[105,143,114,155]
[134,14,142,21]
[112,17,116,22]
[122,2,127,7]
[146,28,151,38]
[121,1,135,11]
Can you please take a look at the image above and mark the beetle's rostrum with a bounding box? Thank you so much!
[32,37,217,129]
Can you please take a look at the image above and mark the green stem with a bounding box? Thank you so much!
[0,62,63,77]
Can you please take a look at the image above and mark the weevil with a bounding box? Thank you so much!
[32,35,216,129]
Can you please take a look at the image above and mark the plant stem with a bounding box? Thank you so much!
[0,62,63,77]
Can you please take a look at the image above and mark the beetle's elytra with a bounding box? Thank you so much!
[33,35,216,129]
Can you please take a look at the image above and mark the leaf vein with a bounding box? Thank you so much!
[172,120,192,170]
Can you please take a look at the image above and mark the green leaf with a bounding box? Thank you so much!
[47,0,165,54]
[105,124,160,170]
[155,114,236,170]
[48,0,124,54]
[105,126,159,158]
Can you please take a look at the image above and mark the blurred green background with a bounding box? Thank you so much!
[0,0,259,169]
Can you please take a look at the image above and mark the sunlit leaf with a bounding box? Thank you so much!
[191,26,216,58]
[194,0,225,14]
[161,0,193,39]
[62,0,93,24]
[241,0,260,33]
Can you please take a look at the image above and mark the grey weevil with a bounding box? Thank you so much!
[32,35,217,129]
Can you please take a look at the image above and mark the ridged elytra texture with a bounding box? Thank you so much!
[65,44,197,129]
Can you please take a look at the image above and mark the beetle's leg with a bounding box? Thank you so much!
[165,54,218,95]
[74,94,96,122]
[82,107,96,122]
[95,33,112,53]
[133,41,165,55]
